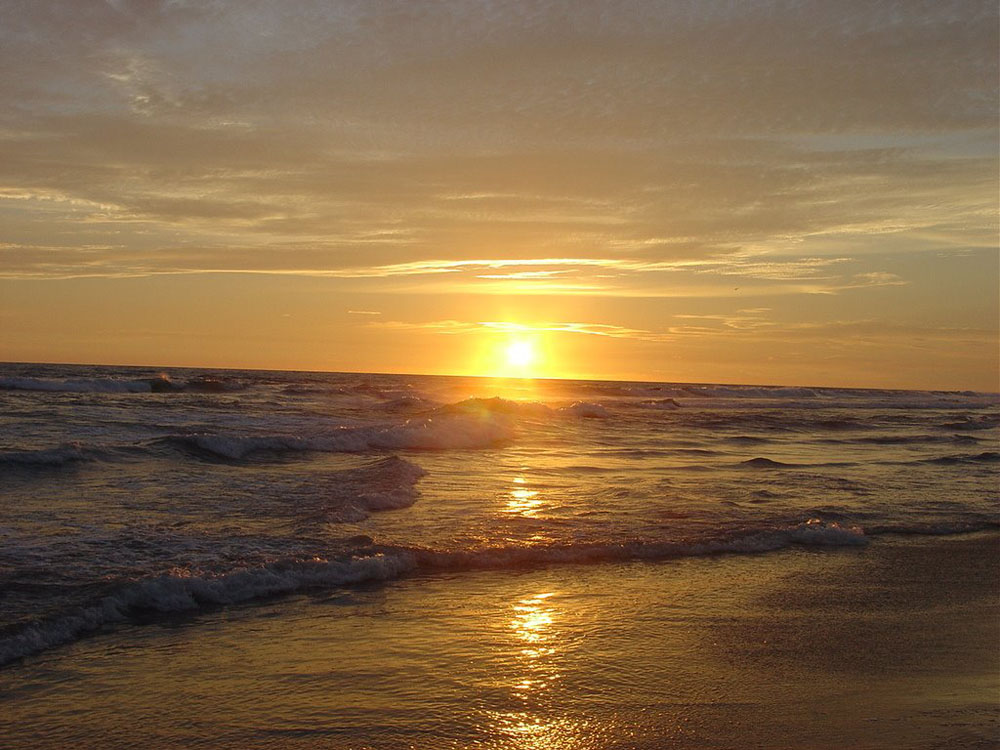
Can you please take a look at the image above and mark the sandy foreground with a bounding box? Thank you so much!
[2,531,997,749]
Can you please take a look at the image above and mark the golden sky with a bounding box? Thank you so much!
[0,0,997,389]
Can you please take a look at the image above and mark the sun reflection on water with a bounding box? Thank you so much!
[487,712,593,750]
[505,476,543,517]
[512,591,555,646]
[485,590,592,747]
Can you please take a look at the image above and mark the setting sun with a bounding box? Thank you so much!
[462,329,557,381]
[1,4,997,748]
[505,339,536,369]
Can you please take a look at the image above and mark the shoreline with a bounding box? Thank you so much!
[2,531,997,749]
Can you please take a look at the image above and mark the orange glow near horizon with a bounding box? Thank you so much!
[0,3,996,392]
[505,338,537,370]
[466,332,555,380]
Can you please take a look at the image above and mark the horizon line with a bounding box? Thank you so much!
[1,359,994,396]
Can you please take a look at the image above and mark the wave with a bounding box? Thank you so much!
[164,415,514,460]
[921,451,999,465]
[938,415,1000,432]
[685,386,822,399]
[0,444,93,468]
[558,402,610,418]
[4,415,512,470]
[725,435,770,445]
[668,412,867,432]
[864,520,1000,536]
[0,375,170,394]
[434,396,635,421]
[580,384,823,399]
[181,375,245,393]
[819,434,982,446]
[636,398,682,410]
[736,450,997,470]
[739,457,800,469]
[0,520,864,667]
[407,519,869,572]
[299,456,427,523]
[433,396,552,418]
[0,552,415,668]
[5,518,999,667]
[376,395,439,412]
[0,374,244,395]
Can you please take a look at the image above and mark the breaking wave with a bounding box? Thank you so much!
[298,456,427,523]
[0,553,415,668]
[164,415,514,460]
[0,374,244,394]
[558,402,610,418]
[3,516,997,667]
[0,375,170,393]
[433,397,552,418]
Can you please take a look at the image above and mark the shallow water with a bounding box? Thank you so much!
[2,535,997,749]
[0,363,997,668]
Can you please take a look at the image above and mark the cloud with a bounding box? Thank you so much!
[370,316,997,358]
[370,318,677,342]
[0,2,993,321]
[0,245,916,299]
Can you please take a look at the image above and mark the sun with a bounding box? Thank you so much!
[469,332,549,380]
[505,339,536,369]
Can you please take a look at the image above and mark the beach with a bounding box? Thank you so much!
[3,2,997,745]
[1,364,997,748]
[3,531,996,749]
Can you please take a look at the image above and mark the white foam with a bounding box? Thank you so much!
[0,552,416,666]
[19,519,996,667]
[559,402,610,418]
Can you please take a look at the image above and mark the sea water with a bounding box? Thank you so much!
[0,363,997,746]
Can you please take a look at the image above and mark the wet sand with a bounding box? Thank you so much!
[2,532,997,749]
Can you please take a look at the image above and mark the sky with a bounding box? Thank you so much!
[0,0,997,390]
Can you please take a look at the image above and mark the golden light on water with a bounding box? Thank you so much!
[488,713,592,750]
[505,476,543,517]
[507,591,561,699]
[486,590,590,749]
[512,592,556,647]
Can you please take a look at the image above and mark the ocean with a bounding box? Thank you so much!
[1,362,998,748]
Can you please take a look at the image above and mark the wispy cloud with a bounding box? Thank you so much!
[0,249,913,297]
[370,315,996,353]
[370,318,672,340]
